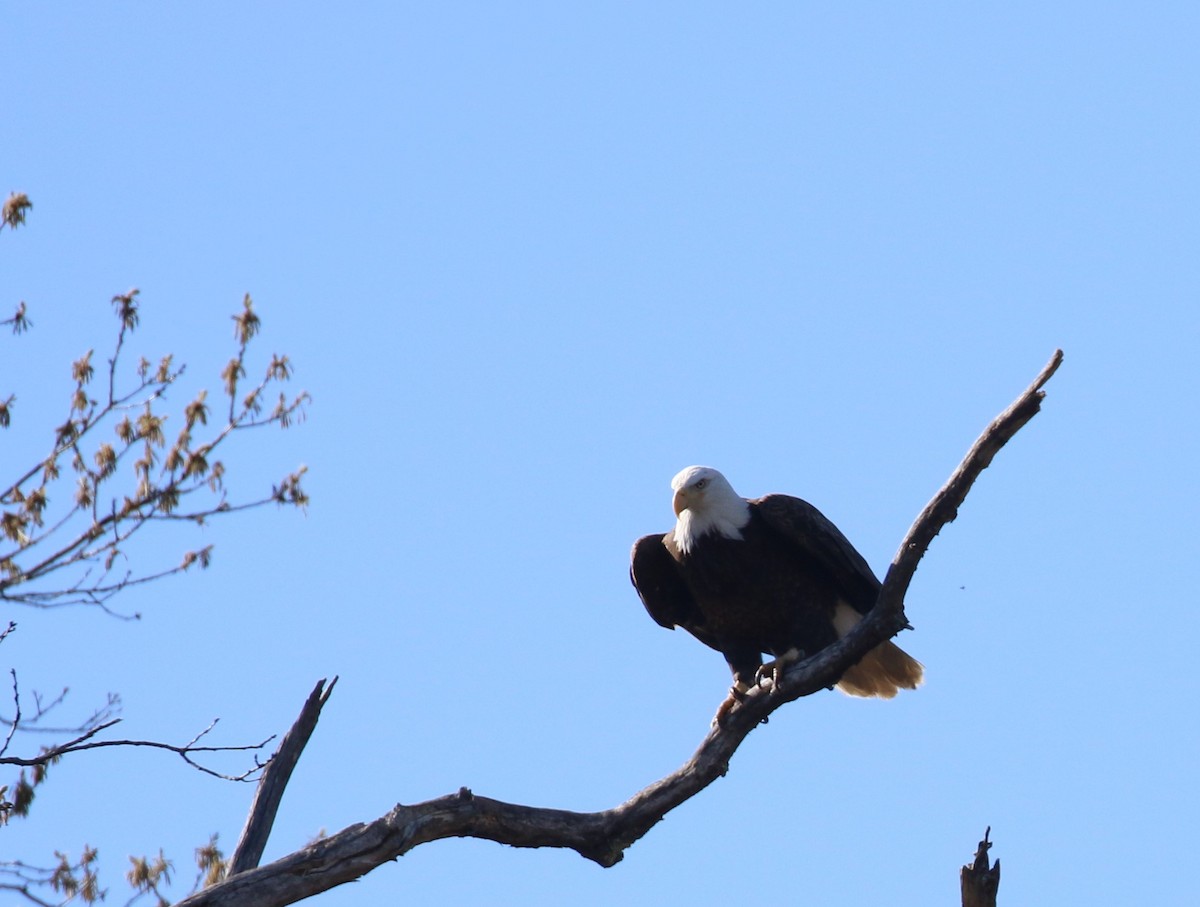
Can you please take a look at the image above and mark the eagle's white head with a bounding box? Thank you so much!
[669,465,752,555]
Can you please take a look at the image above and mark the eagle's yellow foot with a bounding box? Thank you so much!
[755,647,803,690]
[711,681,751,727]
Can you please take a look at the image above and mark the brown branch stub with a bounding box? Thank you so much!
[179,351,1061,907]
[961,826,1001,907]
[227,677,338,877]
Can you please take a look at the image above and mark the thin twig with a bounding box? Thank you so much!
[1,671,18,757]
[0,719,275,782]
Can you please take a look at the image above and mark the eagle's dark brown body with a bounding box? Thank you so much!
[631,487,922,699]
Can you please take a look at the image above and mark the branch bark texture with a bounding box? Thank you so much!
[179,350,1062,907]
[227,677,338,876]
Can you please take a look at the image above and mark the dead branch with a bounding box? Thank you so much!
[227,677,338,876]
[961,827,1001,907]
[175,350,1061,907]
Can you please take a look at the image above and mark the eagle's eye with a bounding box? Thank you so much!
[695,479,708,490]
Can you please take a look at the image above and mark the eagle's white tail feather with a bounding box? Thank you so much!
[832,601,924,698]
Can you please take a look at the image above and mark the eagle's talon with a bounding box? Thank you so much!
[755,647,804,691]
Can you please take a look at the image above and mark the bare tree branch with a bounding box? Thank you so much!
[883,348,1064,601]
[176,350,1062,907]
[2,613,271,784]
[0,686,122,737]
[0,718,275,782]
[227,677,339,876]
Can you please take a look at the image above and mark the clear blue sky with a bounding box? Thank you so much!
[4,3,1198,905]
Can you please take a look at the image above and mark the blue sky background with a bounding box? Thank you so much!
[4,3,1198,905]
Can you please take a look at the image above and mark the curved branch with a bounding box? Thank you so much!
[177,350,1063,907]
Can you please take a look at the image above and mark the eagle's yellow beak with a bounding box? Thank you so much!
[672,489,688,516]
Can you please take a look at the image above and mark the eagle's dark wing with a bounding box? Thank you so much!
[752,494,881,613]
[630,533,704,632]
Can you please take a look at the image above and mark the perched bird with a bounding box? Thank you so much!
[630,466,922,719]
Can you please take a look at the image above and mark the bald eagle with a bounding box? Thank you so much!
[630,466,922,717]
